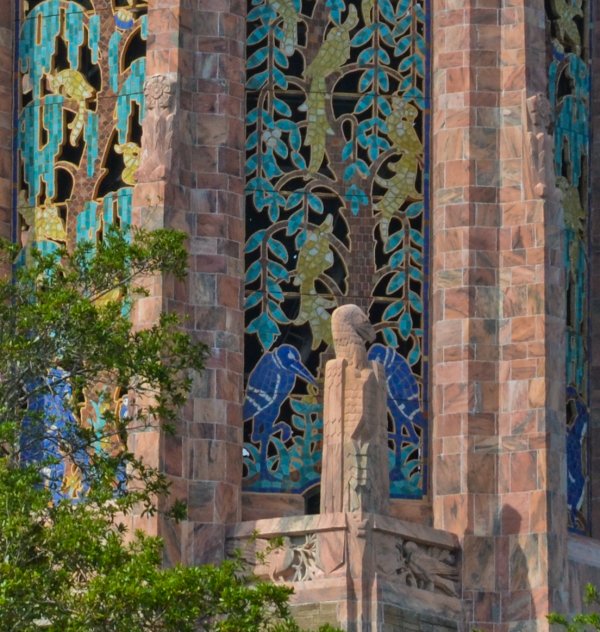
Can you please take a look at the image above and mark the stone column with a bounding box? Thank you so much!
[0,2,14,277]
[131,0,245,564]
[431,0,567,629]
[589,1,600,540]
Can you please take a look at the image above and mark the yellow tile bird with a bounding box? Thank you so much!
[374,155,422,244]
[268,0,300,56]
[46,69,95,146]
[300,6,359,175]
[18,191,67,246]
[115,142,141,185]
[386,98,423,159]
[374,98,423,244]
[293,215,337,349]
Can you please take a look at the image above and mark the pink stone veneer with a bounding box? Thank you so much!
[130,0,245,565]
[431,0,568,628]
[0,3,14,279]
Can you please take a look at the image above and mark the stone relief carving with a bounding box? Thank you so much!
[139,74,177,181]
[380,540,459,597]
[321,305,389,515]
[524,93,558,201]
[233,534,324,583]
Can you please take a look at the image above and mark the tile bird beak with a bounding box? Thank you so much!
[291,360,316,385]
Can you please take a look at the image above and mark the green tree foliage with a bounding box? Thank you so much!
[548,584,600,630]
[0,231,340,631]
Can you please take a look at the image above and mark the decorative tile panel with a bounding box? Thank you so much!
[243,0,430,499]
[17,0,147,498]
[546,0,591,533]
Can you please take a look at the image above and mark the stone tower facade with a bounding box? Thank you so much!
[7,0,600,629]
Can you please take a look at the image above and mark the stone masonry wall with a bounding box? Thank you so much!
[131,0,246,564]
[0,2,14,277]
[431,0,568,629]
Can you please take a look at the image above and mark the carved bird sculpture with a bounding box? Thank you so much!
[331,304,375,369]
[300,6,358,174]
[403,541,458,597]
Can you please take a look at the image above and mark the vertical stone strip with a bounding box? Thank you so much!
[0,2,14,277]
[589,3,600,539]
[131,0,245,564]
[432,0,568,628]
[431,0,502,625]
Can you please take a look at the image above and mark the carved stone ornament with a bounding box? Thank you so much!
[321,305,389,515]
[376,539,459,597]
[524,93,558,201]
[250,534,325,583]
[144,74,175,111]
[138,74,177,181]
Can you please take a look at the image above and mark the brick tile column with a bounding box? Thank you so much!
[0,2,14,277]
[131,0,245,564]
[431,0,567,628]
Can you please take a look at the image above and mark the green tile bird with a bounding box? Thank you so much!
[268,0,300,56]
[300,6,359,175]
[293,215,337,349]
[375,98,423,244]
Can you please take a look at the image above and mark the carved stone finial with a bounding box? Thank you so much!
[321,305,388,515]
[331,303,376,370]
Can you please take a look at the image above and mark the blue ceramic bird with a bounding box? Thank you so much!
[244,344,315,443]
[21,368,89,501]
[567,386,588,527]
[368,344,425,480]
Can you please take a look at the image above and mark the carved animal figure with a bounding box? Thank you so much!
[114,142,141,185]
[268,0,300,56]
[374,155,422,244]
[331,304,376,370]
[294,215,336,348]
[403,541,458,597]
[254,538,295,581]
[46,70,95,146]
[301,6,358,174]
